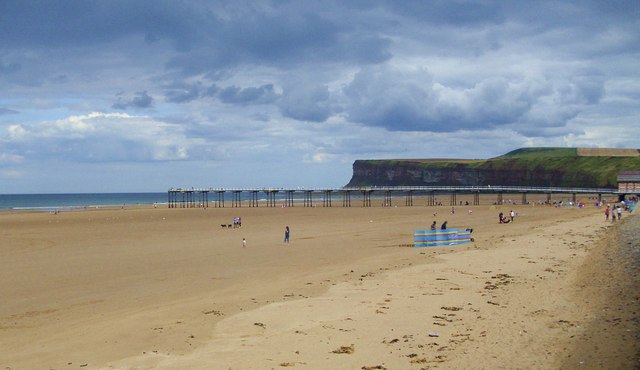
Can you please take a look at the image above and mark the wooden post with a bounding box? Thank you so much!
[285,190,294,207]
[343,190,351,207]
[362,190,371,207]
[405,190,413,206]
[323,190,332,207]
[384,190,392,206]
[429,191,435,206]
[304,191,313,207]
[249,191,259,207]
[232,191,242,207]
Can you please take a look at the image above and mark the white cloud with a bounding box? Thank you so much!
[304,152,336,164]
[3,112,201,162]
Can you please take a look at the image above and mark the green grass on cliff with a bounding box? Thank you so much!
[350,147,640,188]
[497,147,578,158]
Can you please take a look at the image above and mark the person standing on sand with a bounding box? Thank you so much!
[242,238,247,247]
[431,221,437,230]
[605,206,610,221]
[284,226,290,243]
[441,221,448,230]
[617,205,623,220]
[510,210,515,222]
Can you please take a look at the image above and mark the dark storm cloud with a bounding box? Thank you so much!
[162,5,393,76]
[113,91,154,110]
[278,84,332,122]
[384,0,505,25]
[163,82,278,105]
[164,83,203,104]
[343,66,605,133]
[0,0,202,49]
[218,84,278,105]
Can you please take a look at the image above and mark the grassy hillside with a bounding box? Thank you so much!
[349,147,640,188]
[497,147,577,158]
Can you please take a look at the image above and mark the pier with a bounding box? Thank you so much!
[167,186,623,208]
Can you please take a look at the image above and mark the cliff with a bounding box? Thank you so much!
[346,148,640,188]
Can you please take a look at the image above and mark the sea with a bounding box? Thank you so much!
[0,193,168,211]
[0,191,352,211]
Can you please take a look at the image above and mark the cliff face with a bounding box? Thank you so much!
[348,161,594,187]
[346,149,640,188]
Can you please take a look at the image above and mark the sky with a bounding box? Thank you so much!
[1,0,639,193]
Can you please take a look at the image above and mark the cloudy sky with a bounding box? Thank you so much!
[1,1,638,193]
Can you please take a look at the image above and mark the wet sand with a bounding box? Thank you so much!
[0,201,637,369]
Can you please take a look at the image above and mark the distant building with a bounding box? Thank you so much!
[617,171,640,192]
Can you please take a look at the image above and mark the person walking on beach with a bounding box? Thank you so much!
[431,221,437,230]
[604,205,610,221]
[509,210,515,222]
[617,205,623,220]
[242,238,247,247]
[284,226,290,243]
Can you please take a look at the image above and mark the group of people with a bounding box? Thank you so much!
[233,217,242,227]
[498,210,516,224]
[604,204,624,221]
[431,220,448,230]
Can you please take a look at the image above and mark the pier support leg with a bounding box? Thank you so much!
[250,191,259,207]
[474,192,479,206]
[343,191,351,207]
[323,191,332,207]
[384,191,391,207]
[450,192,457,206]
[232,191,242,207]
[216,191,224,208]
[304,191,313,207]
[405,191,413,206]
[264,191,277,207]
[285,191,294,207]
[522,192,527,205]
[428,192,435,206]
[362,191,371,207]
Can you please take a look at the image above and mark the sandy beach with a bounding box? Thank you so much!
[1,200,637,369]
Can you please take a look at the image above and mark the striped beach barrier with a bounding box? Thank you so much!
[413,228,473,247]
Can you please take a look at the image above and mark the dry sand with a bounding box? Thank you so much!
[0,200,637,369]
